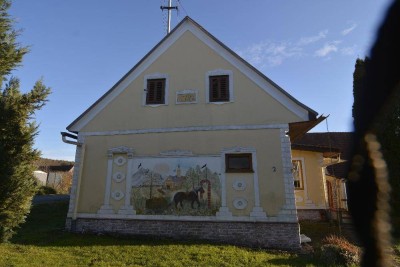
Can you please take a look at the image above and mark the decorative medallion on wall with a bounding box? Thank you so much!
[233,180,246,191]
[114,156,126,166]
[233,198,248,210]
[111,190,124,201]
[112,172,125,183]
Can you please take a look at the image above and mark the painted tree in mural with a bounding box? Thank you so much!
[0,0,51,242]
[353,57,400,217]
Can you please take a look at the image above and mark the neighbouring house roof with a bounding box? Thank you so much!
[292,132,354,179]
[291,143,340,158]
[292,132,353,160]
[36,158,74,173]
[40,165,74,173]
[67,16,318,133]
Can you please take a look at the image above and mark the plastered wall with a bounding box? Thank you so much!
[76,129,286,216]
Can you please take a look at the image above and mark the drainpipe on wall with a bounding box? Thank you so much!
[60,131,84,230]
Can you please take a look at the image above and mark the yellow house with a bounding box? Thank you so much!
[291,132,351,221]
[62,17,323,250]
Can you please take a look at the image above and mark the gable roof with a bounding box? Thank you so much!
[67,16,318,133]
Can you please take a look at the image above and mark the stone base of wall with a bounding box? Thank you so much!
[297,209,328,221]
[66,217,301,251]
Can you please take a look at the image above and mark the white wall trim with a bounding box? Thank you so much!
[205,69,234,104]
[67,134,86,219]
[69,19,311,132]
[142,73,169,107]
[80,123,288,137]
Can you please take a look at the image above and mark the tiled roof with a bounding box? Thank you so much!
[292,132,354,160]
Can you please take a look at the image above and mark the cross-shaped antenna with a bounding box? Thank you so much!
[160,0,178,34]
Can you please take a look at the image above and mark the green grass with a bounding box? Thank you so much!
[1,202,320,267]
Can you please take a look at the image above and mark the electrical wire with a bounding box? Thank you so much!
[177,0,188,16]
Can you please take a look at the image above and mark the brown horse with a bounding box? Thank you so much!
[173,187,205,209]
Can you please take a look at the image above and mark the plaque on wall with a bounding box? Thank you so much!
[176,89,197,104]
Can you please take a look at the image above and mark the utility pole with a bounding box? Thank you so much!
[160,0,178,34]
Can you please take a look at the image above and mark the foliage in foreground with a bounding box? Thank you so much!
[0,0,51,242]
[36,186,58,196]
[319,235,361,266]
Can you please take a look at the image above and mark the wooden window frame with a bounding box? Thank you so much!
[146,78,166,105]
[209,75,230,102]
[225,153,254,173]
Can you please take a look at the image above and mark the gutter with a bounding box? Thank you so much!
[61,132,81,146]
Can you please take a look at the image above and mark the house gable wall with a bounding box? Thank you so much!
[80,30,301,133]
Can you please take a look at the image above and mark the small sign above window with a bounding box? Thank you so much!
[176,89,198,104]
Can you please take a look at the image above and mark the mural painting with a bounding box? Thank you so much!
[131,157,221,216]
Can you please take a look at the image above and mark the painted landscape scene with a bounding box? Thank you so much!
[131,157,221,216]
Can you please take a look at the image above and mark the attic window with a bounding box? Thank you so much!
[146,79,166,105]
[206,69,233,103]
[209,75,229,102]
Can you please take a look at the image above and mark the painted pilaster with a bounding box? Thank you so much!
[118,151,136,215]
[249,151,267,218]
[98,152,114,214]
[216,151,232,218]
[98,146,135,215]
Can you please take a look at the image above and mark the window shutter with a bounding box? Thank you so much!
[209,75,229,102]
[146,79,165,104]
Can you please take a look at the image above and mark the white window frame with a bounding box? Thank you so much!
[292,157,306,190]
[205,69,234,104]
[142,73,169,107]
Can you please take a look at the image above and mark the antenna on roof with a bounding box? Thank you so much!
[160,0,178,34]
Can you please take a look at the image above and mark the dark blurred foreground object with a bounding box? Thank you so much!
[348,0,400,266]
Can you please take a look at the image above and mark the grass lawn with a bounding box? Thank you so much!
[5,201,400,266]
[1,201,320,267]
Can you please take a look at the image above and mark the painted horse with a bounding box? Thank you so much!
[173,187,205,209]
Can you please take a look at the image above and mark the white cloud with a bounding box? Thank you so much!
[341,23,357,36]
[238,41,303,67]
[314,41,341,57]
[340,46,356,55]
[297,30,328,45]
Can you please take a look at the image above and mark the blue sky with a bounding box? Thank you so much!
[8,0,392,161]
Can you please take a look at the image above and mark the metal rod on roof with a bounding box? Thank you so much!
[161,0,178,34]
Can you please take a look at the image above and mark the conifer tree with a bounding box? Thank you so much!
[0,0,51,242]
